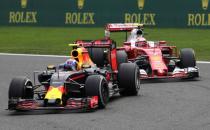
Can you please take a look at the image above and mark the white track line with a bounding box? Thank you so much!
[0,53,209,64]
[197,61,210,64]
[0,53,69,58]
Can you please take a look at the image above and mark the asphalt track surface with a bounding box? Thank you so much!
[0,55,210,130]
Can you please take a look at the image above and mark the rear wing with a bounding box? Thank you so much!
[105,23,144,32]
[73,40,116,49]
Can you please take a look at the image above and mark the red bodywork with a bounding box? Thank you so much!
[106,23,190,79]
[122,42,184,79]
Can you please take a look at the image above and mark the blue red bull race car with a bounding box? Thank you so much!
[8,40,140,111]
[105,23,199,79]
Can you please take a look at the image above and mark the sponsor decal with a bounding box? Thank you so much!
[21,0,27,8]
[65,0,95,25]
[202,0,209,10]
[65,12,95,24]
[187,0,210,26]
[138,0,145,10]
[9,11,37,23]
[9,0,37,24]
[125,0,156,26]
[188,13,210,26]
[124,13,156,26]
[77,0,85,9]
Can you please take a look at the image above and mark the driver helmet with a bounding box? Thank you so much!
[136,29,143,36]
[64,59,78,71]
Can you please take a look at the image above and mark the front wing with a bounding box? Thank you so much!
[140,67,199,79]
[8,96,99,111]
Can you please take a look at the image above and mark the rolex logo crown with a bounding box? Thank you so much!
[21,0,27,8]
[78,0,85,9]
[202,0,209,10]
[137,0,145,10]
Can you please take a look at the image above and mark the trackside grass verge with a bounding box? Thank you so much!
[0,27,209,60]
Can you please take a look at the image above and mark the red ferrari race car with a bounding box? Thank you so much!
[8,41,140,111]
[105,23,199,79]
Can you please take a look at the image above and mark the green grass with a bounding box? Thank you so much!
[0,26,209,60]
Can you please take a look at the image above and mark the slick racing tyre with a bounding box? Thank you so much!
[9,76,34,99]
[118,63,140,96]
[87,48,105,67]
[85,75,109,109]
[179,48,196,68]
[117,50,128,66]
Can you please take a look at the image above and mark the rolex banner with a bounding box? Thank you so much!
[0,0,210,28]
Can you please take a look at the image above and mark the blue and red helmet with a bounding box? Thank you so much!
[64,59,78,71]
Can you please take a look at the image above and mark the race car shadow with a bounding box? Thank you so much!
[7,108,96,116]
[141,77,202,84]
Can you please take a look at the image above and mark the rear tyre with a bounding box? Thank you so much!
[85,75,109,109]
[118,63,140,96]
[87,48,105,67]
[9,76,34,99]
[179,48,196,68]
[117,50,128,66]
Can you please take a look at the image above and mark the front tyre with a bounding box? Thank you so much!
[118,63,140,96]
[179,48,196,68]
[179,48,199,78]
[85,75,109,109]
[9,76,34,99]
